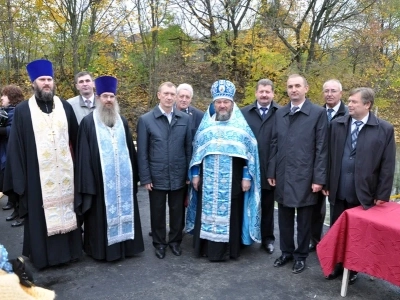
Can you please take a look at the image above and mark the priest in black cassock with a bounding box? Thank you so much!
[75,76,144,261]
[3,59,82,269]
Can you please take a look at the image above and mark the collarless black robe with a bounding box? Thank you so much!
[3,98,82,269]
[75,113,144,261]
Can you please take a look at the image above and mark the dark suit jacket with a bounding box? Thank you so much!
[267,99,328,207]
[241,100,280,189]
[187,105,204,138]
[327,113,396,208]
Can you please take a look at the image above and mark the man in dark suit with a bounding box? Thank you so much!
[268,74,328,274]
[176,83,204,137]
[137,82,192,259]
[322,87,395,284]
[241,79,280,254]
[309,79,348,252]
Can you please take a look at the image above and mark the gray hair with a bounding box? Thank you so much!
[323,79,342,91]
[177,83,193,98]
[349,87,375,109]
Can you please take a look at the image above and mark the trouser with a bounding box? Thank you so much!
[310,192,326,245]
[278,204,314,261]
[149,187,185,248]
[261,189,275,245]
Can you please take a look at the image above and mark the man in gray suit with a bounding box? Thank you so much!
[268,74,328,274]
[67,71,95,124]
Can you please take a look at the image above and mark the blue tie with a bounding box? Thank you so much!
[351,121,363,149]
[327,108,334,122]
[260,107,268,119]
[290,106,299,115]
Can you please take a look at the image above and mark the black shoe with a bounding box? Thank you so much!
[308,242,317,252]
[11,220,24,227]
[2,203,13,210]
[273,254,293,267]
[292,260,306,274]
[6,211,19,221]
[169,244,182,256]
[155,247,166,259]
[325,264,344,280]
[263,243,274,254]
[349,271,358,285]
[148,231,152,236]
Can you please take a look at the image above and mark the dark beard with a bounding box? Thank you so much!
[35,87,55,102]
[215,110,232,121]
[98,100,120,127]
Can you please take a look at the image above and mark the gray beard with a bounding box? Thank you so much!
[35,88,54,102]
[98,101,120,127]
[215,110,232,121]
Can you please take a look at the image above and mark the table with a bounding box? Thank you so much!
[316,202,400,297]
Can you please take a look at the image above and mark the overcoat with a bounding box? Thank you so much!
[186,105,204,138]
[327,113,395,209]
[267,99,328,207]
[136,106,192,191]
[241,100,280,189]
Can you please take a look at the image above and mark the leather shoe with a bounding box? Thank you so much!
[308,242,317,252]
[155,247,166,259]
[273,254,293,267]
[169,244,182,256]
[325,264,344,280]
[263,243,274,254]
[11,220,24,227]
[2,203,13,210]
[292,260,306,274]
[6,211,19,221]
[349,271,358,285]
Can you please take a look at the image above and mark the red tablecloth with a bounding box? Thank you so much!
[317,202,400,287]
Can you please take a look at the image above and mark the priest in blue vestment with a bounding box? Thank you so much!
[186,79,261,261]
[75,76,144,261]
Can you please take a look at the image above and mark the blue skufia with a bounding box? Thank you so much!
[210,80,236,101]
[26,59,54,82]
[95,76,118,96]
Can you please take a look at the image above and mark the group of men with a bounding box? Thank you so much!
[1,59,395,289]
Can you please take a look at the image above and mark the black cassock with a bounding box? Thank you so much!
[75,113,144,261]
[3,99,82,269]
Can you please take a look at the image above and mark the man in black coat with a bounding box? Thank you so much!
[241,79,280,254]
[268,74,328,274]
[309,79,348,252]
[137,82,192,259]
[322,87,395,284]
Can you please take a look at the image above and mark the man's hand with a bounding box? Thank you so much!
[322,190,329,196]
[144,183,153,191]
[192,177,200,191]
[312,183,323,193]
[374,199,386,205]
[268,178,276,186]
[242,179,251,192]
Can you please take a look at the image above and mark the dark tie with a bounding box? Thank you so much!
[351,121,363,149]
[260,107,268,119]
[181,108,189,114]
[327,108,334,122]
[290,106,299,115]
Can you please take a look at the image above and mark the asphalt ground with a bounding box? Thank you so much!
[1,188,400,300]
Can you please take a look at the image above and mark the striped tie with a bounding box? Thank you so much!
[327,108,334,122]
[260,107,268,119]
[290,106,299,115]
[351,121,363,149]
